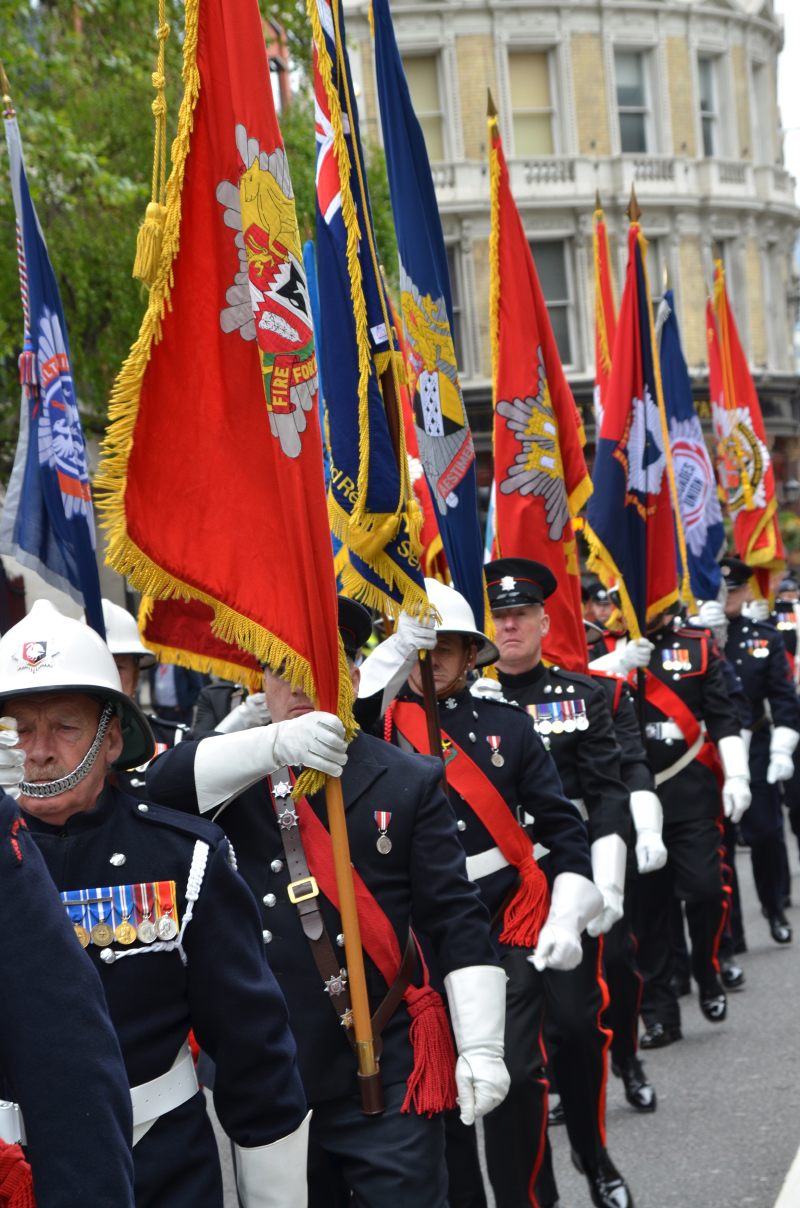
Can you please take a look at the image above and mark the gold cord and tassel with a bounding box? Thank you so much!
[133,0,170,286]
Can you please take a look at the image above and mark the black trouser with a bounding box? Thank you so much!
[740,780,785,917]
[135,1090,223,1208]
[782,758,800,861]
[638,815,725,1024]
[718,817,745,959]
[307,1081,448,1208]
[602,878,643,1065]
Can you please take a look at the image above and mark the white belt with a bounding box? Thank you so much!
[645,721,684,742]
[0,1041,198,1150]
[465,841,550,882]
[571,797,589,822]
[654,732,705,786]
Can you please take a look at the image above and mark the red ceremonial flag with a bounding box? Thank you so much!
[708,265,785,594]
[99,0,354,788]
[488,106,591,672]
[593,204,617,432]
[139,597,263,688]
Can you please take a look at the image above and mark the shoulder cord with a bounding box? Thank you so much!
[100,840,210,968]
[225,839,238,871]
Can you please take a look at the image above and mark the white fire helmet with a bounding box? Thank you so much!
[425,578,499,666]
[0,599,155,770]
[81,599,156,668]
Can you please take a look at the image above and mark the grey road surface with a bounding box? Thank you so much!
[208,838,800,1208]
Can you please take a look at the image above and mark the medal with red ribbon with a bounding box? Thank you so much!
[154,880,179,940]
[487,735,504,767]
[374,811,393,855]
[135,882,156,944]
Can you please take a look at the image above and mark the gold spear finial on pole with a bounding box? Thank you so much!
[487,88,497,118]
[595,188,602,211]
[625,185,642,223]
[0,60,15,116]
[663,256,670,293]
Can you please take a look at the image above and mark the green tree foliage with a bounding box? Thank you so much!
[0,0,397,483]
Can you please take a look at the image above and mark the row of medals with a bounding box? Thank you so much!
[74,912,178,949]
[536,715,588,736]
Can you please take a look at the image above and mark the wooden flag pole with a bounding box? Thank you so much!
[379,360,449,793]
[324,775,384,1114]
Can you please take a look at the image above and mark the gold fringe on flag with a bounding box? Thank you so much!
[137,597,264,691]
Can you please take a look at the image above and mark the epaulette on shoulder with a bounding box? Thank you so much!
[129,798,224,847]
[673,627,708,641]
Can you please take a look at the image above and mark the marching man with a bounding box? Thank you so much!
[0,600,309,1208]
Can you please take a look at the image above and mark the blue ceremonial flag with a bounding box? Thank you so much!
[371,0,485,629]
[0,111,105,636]
[310,0,427,620]
[657,289,724,601]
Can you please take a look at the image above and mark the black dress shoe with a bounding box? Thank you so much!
[547,1098,565,1125]
[720,957,745,990]
[733,935,748,955]
[639,1022,682,1049]
[770,912,792,943]
[570,1149,634,1208]
[699,985,727,1021]
[669,974,691,998]
[611,1056,656,1112]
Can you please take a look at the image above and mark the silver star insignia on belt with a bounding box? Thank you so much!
[324,970,348,996]
[277,806,298,830]
[273,781,292,798]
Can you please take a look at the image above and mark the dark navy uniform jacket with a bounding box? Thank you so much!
[589,671,653,795]
[357,684,593,932]
[494,663,631,848]
[626,623,741,821]
[192,682,246,739]
[146,730,497,1104]
[117,713,190,801]
[22,784,306,1208]
[770,606,798,661]
[0,794,134,1208]
[725,613,800,781]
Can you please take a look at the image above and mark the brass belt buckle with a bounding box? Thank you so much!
[287,876,319,904]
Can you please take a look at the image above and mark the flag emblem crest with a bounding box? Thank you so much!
[216,124,317,459]
[669,416,721,558]
[496,347,568,541]
[714,405,767,516]
[402,272,473,513]
[36,308,93,518]
[619,386,666,506]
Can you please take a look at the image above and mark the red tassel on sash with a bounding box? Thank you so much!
[0,1140,36,1208]
[402,983,458,1117]
[499,853,550,948]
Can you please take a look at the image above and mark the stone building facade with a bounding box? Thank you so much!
[346,0,800,487]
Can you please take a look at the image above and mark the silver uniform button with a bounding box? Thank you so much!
[263,894,277,907]
[742,627,748,633]
[336,934,345,947]
[555,686,562,694]
[567,685,574,693]
[110,852,126,867]
[739,642,746,648]
[263,930,273,944]
[473,711,479,720]
[138,804,149,812]
[457,820,467,831]
[270,859,283,873]
[469,732,476,743]
[544,685,552,694]
[673,673,680,680]
[736,659,742,665]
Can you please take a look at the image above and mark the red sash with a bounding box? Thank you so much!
[388,701,550,948]
[632,671,724,791]
[292,783,457,1117]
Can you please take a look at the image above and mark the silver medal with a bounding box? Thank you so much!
[563,719,576,733]
[377,834,392,854]
[137,919,157,944]
[538,721,553,735]
[156,915,178,941]
[576,715,589,731]
[491,752,504,767]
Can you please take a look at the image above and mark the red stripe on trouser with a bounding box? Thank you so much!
[712,811,731,975]
[527,1029,550,1208]
[629,930,644,1056]
[595,936,613,1148]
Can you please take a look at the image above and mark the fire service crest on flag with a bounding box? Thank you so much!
[217,124,318,459]
[496,346,569,542]
[401,264,474,515]
[714,403,768,518]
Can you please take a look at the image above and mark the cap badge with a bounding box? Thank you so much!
[500,576,516,591]
[14,640,58,671]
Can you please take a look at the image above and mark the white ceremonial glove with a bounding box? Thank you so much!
[530,872,604,972]
[767,726,800,784]
[235,1109,311,1208]
[357,611,436,712]
[586,832,627,936]
[470,677,504,702]
[395,609,437,659]
[0,721,25,801]
[216,692,271,734]
[620,638,655,672]
[629,790,668,874]
[688,600,726,629]
[194,713,348,812]
[444,965,510,1125]
[743,598,770,622]
[717,734,752,824]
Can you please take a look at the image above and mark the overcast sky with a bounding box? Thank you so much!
[775,0,799,204]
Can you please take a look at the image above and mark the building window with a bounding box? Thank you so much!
[529,240,572,365]
[445,244,466,375]
[698,58,717,157]
[401,55,444,161]
[615,51,649,153]
[645,237,664,312]
[508,52,554,156]
[751,62,773,164]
